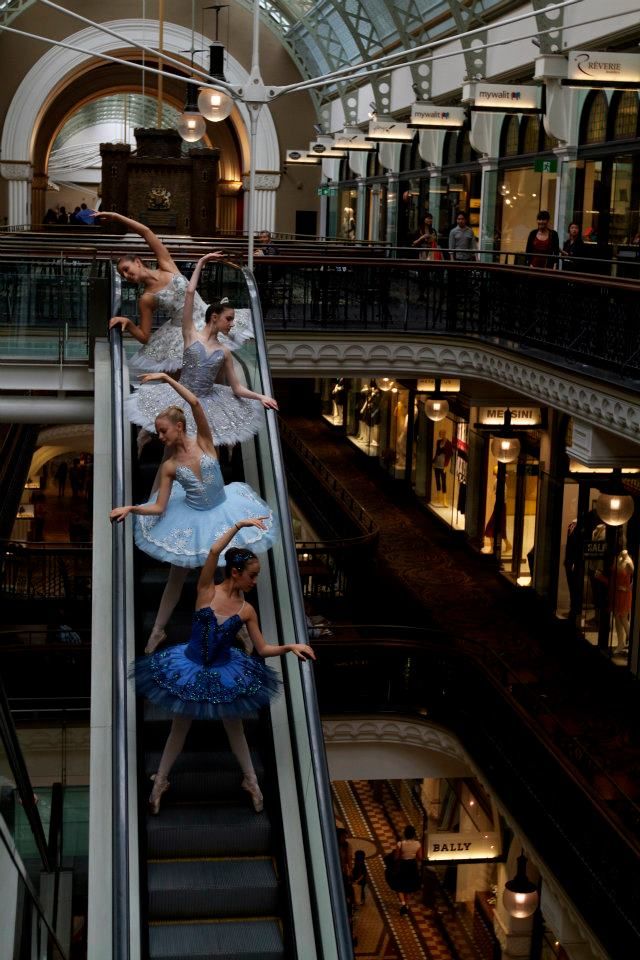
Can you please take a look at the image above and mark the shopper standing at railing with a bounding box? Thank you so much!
[561,222,588,272]
[448,212,477,262]
[525,210,560,269]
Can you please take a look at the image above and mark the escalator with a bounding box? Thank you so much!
[88,261,353,959]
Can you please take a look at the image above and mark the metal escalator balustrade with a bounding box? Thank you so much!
[97,259,353,958]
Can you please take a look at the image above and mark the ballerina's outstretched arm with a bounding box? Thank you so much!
[182,251,225,347]
[138,371,216,454]
[109,460,175,523]
[222,347,279,411]
[95,212,179,274]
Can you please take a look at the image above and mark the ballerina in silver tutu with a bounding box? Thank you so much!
[100,213,252,372]
[125,251,276,446]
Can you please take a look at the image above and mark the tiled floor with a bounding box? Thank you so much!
[333,780,482,960]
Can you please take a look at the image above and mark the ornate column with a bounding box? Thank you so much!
[31,172,48,228]
[242,173,281,234]
[1,162,33,227]
[479,156,500,261]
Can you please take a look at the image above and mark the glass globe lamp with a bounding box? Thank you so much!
[491,436,520,464]
[377,378,395,392]
[177,110,206,143]
[425,397,449,421]
[198,87,234,122]
[502,854,539,919]
[595,491,634,527]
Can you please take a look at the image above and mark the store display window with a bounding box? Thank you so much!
[412,405,469,531]
[377,383,410,479]
[478,424,542,586]
[321,377,346,427]
[555,472,639,665]
[345,378,381,457]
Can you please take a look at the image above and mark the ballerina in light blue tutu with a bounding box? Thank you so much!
[110,371,278,652]
[134,521,315,815]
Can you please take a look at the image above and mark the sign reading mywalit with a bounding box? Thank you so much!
[567,50,640,85]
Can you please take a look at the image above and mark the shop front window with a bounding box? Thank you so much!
[345,378,381,456]
[413,407,469,531]
[339,186,357,240]
[481,435,540,586]
[556,477,637,665]
[497,168,558,255]
[378,384,410,478]
[321,377,346,427]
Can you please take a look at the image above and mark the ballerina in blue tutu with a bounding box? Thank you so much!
[110,371,278,652]
[124,251,277,446]
[134,521,315,815]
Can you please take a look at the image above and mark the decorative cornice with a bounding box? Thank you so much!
[1,162,32,181]
[322,715,467,763]
[241,173,281,190]
[267,333,640,446]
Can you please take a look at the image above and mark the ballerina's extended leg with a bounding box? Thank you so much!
[223,717,263,812]
[146,565,189,654]
[149,715,192,814]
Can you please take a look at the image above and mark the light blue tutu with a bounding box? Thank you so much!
[132,607,281,719]
[134,452,278,567]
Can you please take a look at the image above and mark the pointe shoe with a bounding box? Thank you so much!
[145,627,167,655]
[241,775,264,813]
[148,774,170,815]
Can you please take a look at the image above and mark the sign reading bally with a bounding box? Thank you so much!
[427,831,501,862]
[473,83,540,112]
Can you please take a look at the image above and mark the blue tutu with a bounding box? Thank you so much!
[132,607,281,720]
[134,452,278,568]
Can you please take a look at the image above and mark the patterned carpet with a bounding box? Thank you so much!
[333,780,482,960]
[284,415,640,807]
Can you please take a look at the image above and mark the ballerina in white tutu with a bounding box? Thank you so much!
[110,371,278,653]
[100,213,252,372]
[124,251,277,446]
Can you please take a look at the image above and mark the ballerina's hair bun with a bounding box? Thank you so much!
[225,547,257,577]
[156,405,186,429]
[205,297,232,323]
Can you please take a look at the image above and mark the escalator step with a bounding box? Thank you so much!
[147,804,272,858]
[144,751,264,802]
[148,918,284,959]
[148,858,279,919]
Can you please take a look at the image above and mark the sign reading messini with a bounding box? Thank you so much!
[479,407,542,426]
[471,83,541,113]
[408,103,466,129]
[566,50,640,88]
[427,831,501,863]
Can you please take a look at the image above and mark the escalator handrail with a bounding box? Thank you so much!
[242,265,354,960]
[109,324,131,960]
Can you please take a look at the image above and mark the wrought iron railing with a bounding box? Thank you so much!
[0,540,92,600]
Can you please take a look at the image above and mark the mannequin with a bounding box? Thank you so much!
[342,207,356,241]
[482,465,512,553]
[611,549,634,653]
[331,378,345,423]
[432,429,453,506]
[564,519,582,619]
[358,383,380,447]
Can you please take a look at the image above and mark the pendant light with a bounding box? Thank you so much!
[595,469,634,527]
[198,43,234,122]
[177,83,206,143]
[502,852,539,919]
[424,379,449,422]
[490,410,520,464]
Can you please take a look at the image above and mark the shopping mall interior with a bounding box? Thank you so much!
[1,1,640,959]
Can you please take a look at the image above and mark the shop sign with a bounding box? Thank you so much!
[566,50,640,87]
[472,83,541,113]
[479,406,541,426]
[333,128,375,152]
[408,103,466,129]
[417,378,461,392]
[286,150,320,165]
[426,831,500,862]
[534,158,557,174]
[308,140,347,159]
[365,120,415,143]
[584,540,608,557]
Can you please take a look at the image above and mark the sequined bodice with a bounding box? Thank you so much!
[174,453,225,510]
[180,341,225,393]
[185,606,242,666]
[155,274,206,329]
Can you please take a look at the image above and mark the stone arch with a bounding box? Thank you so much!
[1,19,280,226]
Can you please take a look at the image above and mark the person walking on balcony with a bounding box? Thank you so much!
[110,371,278,654]
[132,521,314,815]
[525,211,560,269]
[124,251,276,448]
[388,825,423,917]
[449,213,477,261]
[98,212,252,373]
